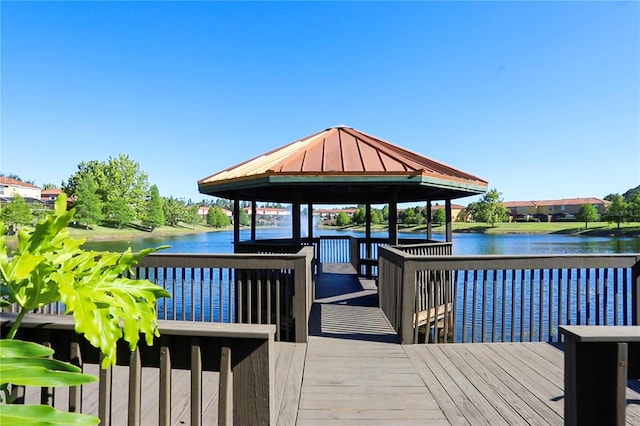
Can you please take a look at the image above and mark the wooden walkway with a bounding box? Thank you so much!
[21,263,640,424]
[289,263,640,426]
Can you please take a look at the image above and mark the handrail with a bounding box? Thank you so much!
[379,247,640,344]
[22,246,315,343]
[1,313,276,425]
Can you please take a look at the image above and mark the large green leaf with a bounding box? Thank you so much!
[0,359,96,387]
[0,340,53,358]
[0,340,96,387]
[1,194,170,366]
[0,404,99,425]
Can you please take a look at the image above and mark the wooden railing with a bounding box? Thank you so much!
[27,247,315,343]
[234,235,451,278]
[2,313,276,425]
[378,246,640,344]
[356,238,452,278]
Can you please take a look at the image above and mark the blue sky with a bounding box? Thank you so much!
[2,1,638,206]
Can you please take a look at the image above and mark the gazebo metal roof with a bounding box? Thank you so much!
[198,126,488,203]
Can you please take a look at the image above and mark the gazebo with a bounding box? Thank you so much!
[198,125,488,254]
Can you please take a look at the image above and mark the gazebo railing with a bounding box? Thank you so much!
[2,313,276,426]
[19,247,315,343]
[378,246,640,344]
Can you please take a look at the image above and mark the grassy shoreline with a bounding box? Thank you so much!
[324,222,640,237]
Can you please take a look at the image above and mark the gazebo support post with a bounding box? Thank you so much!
[292,192,301,247]
[365,204,372,277]
[233,199,240,251]
[250,199,257,241]
[307,203,313,239]
[445,199,453,242]
[389,201,398,246]
[426,201,433,240]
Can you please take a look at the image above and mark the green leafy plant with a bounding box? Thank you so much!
[1,193,170,424]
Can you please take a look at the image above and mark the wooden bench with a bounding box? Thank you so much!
[2,313,276,425]
[560,325,640,426]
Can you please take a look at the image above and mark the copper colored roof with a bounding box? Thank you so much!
[198,126,488,203]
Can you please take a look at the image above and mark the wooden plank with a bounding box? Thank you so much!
[459,344,561,425]
[276,344,306,426]
[483,344,564,417]
[218,341,232,426]
[440,343,553,426]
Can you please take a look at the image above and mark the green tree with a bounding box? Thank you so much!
[0,195,34,233]
[371,209,384,224]
[336,212,350,226]
[207,207,231,228]
[238,208,250,226]
[576,203,598,229]
[433,208,447,224]
[103,198,134,229]
[401,208,417,224]
[381,205,389,221]
[352,206,366,224]
[64,154,149,222]
[163,197,186,226]
[605,194,627,229]
[143,185,165,231]
[468,189,509,227]
[627,192,640,222]
[183,205,203,229]
[73,175,103,229]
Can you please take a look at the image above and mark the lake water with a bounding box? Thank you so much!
[82,227,640,255]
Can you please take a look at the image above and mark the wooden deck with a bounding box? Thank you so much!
[21,263,640,424]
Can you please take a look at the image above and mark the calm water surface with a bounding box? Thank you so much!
[82,228,640,255]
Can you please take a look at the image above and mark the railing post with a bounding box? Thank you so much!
[232,337,274,425]
[293,255,309,343]
[633,257,640,326]
[401,261,418,344]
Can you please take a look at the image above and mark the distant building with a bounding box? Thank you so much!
[244,207,291,217]
[314,208,356,219]
[0,177,43,206]
[41,188,64,209]
[503,198,609,217]
[430,204,468,222]
[198,206,232,219]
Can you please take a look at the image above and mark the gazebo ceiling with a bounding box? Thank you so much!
[198,126,488,204]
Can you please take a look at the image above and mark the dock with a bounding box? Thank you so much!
[19,263,640,425]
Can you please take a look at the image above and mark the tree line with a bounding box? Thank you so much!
[2,165,639,232]
[1,156,228,232]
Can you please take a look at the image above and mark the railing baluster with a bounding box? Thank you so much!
[191,339,202,426]
[481,270,487,343]
[462,270,469,343]
[529,269,534,343]
[69,341,82,413]
[128,348,141,426]
[614,268,620,325]
[159,343,171,426]
[98,356,112,425]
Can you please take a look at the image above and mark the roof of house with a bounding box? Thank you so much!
[0,177,41,190]
[504,198,608,208]
[41,188,63,197]
[198,126,488,204]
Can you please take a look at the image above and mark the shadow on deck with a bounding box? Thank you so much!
[309,263,398,343]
